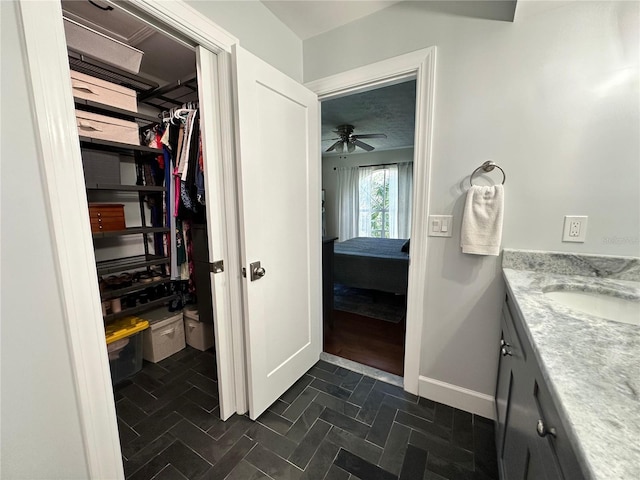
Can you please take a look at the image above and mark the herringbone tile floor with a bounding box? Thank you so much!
[115,347,498,480]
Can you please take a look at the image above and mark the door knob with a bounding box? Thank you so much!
[536,419,557,438]
[249,261,266,281]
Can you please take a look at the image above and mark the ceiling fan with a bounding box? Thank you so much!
[325,124,387,153]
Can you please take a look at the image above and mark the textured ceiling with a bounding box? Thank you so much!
[322,80,417,154]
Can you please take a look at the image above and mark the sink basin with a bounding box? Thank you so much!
[544,290,640,326]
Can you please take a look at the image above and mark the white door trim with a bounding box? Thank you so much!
[306,47,437,395]
[17,0,245,477]
[18,1,125,477]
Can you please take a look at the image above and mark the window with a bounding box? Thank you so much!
[359,166,397,238]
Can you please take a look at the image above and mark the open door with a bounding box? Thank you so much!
[232,46,322,419]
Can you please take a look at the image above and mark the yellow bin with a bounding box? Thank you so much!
[105,316,149,384]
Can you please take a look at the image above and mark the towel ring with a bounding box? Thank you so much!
[469,161,506,186]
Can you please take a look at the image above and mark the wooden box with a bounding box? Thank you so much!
[75,110,140,146]
[88,203,125,233]
[71,70,137,113]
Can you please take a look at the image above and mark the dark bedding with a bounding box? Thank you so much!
[333,237,409,294]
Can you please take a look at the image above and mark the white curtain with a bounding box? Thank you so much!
[398,162,413,239]
[358,167,374,237]
[337,166,359,241]
[387,165,399,238]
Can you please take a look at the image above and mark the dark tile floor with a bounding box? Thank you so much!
[115,347,498,480]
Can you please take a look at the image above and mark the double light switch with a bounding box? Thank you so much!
[428,215,453,237]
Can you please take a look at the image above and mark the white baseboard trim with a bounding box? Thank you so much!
[419,376,496,420]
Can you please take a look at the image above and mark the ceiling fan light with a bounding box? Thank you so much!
[347,142,356,153]
[336,142,344,153]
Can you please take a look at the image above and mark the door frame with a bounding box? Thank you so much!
[16,0,245,478]
[305,47,436,395]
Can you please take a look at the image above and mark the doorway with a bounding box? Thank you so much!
[321,80,417,377]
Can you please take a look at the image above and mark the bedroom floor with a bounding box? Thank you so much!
[323,309,406,377]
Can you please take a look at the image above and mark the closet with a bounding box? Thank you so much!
[61,1,216,387]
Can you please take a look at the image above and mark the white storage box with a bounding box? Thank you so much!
[141,309,185,363]
[64,17,144,74]
[76,110,140,146]
[184,309,215,351]
[71,70,137,113]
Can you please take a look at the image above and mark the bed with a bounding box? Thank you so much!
[333,237,409,295]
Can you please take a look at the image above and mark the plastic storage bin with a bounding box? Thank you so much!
[141,308,185,363]
[184,309,215,351]
[105,316,149,385]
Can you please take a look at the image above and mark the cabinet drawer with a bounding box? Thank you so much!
[76,110,140,146]
[88,203,125,233]
[71,70,137,113]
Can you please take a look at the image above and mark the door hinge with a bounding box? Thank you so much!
[241,267,246,278]
[209,260,224,273]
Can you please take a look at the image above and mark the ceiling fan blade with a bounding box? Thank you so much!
[352,133,387,139]
[325,140,342,152]
[353,139,375,151]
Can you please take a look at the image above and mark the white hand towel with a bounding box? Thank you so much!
[461,185,504,256]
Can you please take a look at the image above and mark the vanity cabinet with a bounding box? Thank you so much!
[495,293,585,480]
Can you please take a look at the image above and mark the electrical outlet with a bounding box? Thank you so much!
[563,216,588,242]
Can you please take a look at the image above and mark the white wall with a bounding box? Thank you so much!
[0,1,89,477]
[322,148,414,238]
[305,0,640,408]
[185,0,303,82]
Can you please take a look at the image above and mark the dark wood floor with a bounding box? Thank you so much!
[324,309,406,376]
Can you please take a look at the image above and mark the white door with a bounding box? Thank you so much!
[232,46,322,419]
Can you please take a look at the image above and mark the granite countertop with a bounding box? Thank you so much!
[502,249,640,480]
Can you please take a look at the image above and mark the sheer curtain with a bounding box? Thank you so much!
[358,167,373,237]
[398,162,413,238]
[336,166,359,241]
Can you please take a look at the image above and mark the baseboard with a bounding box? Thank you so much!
[418,376,496,420]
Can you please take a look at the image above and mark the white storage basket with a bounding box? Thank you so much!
[184,309,215,351]
[141,309,185,363]
[71,70,137,113]
[75,110,140,146]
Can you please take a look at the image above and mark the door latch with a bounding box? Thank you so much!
[249,261,266,281]
[209,260,224,273]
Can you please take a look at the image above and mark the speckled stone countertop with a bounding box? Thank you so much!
[502,249,640,480]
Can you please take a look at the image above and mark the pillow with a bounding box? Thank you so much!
[401,239,410,253]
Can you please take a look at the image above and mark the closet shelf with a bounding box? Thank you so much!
[101,278,172,301]
[103,294,179,323]
[96,254,170,275]
[79,136,162,155]
[92,227,170,239]
[74,98,159,123]
[86,184,166,192]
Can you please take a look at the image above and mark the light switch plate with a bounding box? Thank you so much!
[562,215,588,242]
[428,215,453,237]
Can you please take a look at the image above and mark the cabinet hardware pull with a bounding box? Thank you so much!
[536,419,557,438]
